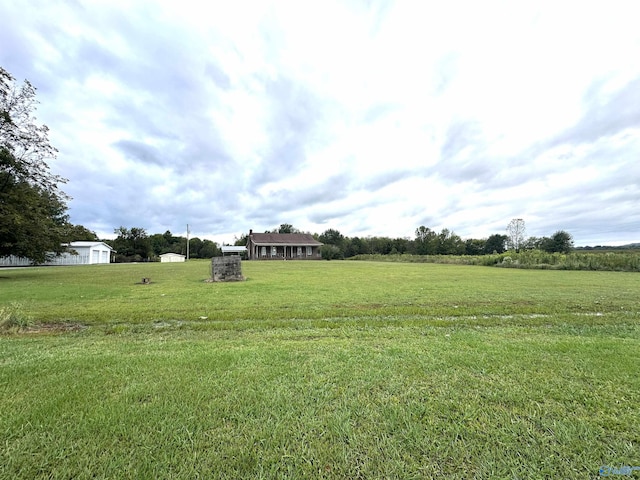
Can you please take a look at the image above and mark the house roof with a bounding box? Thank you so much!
[249,233,323,247]
[68,241,113,250]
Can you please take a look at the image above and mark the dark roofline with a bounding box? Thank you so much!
[249,232,323,246]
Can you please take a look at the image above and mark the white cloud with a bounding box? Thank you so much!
[1,0,639,245]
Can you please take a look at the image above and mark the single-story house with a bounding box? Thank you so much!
[0,241,114,266]
[159,253,186,263]
[221,245,247,256]
[246,230,323,260]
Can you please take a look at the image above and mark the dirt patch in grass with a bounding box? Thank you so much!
[25,322,87,334]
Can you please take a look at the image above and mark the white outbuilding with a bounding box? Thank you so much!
[159,253,186,263]
[63,241,114,264]
[0,241,114,266]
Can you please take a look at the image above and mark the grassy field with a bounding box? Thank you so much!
[1,260,639,478]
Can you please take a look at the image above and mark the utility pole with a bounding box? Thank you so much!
[186,224,190,261]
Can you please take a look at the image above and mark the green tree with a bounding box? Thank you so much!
[1,66,69,262]
[436,229,465,255]
[111,226,151,261]
[163,230,175,245]
[234,233,248,246]
[368,236,393,255]
[415,226,437,255]
[61,224,99,242]
[542,230,574,253]
[199,239,219,258]
[344,236,369,257]
[149,233,169,256]
[0,173,69,263]
[188,237,203,258]
[319,228,344,246]
[465,238,486,255]
[523,236,544,250]
[319,229,345,258]
[390,237,410,255]
[484,234,508,254]
[1,67,64,195]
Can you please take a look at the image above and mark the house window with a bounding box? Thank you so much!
[297,247,302,257]
[261,246,266,257]
[306,247,312,256]
[272,246,277,257]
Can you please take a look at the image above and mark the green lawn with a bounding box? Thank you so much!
[1,259,638,327]
[1,261,639,478]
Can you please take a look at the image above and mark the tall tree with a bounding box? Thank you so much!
[61,224,99,242]
[345,236,369,257]
[1,67,65,197]
[436,228,465,255]
[199,239,219,258]
[1,66,69,262]
[506,218,526,253]
[542,230,574,253]
[188,237,203,258]
[415,226,437,255]
[465,238,486,255]
[111,226,151,261]
[319,229,344,247]
[484,234,508,254]
[149,233,169,256]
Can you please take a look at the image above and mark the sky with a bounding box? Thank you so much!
[1,1,639,246]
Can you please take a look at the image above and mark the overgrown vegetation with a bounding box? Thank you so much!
[351,249,640,272]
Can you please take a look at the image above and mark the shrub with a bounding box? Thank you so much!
[320,244,342,260]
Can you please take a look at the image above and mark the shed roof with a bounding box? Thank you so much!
[249,233,323,246]
[159,253,186,258]
[67,241,113,250]
[221,246,247,253]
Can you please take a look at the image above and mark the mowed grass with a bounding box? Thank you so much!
[1,261,639,478]
[0,259,638,327]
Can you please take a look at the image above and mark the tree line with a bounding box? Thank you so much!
[73,220,573,263]
[233,222,574,261]
[107,227,220,263]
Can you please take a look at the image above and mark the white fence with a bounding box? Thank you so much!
[0,253,92,266]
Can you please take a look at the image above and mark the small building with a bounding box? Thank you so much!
[246,230,323,260]
[159,253,186,263]
[0,241,114,266]
[63,241,114,264]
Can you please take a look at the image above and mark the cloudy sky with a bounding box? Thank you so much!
[1,1,639,246]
